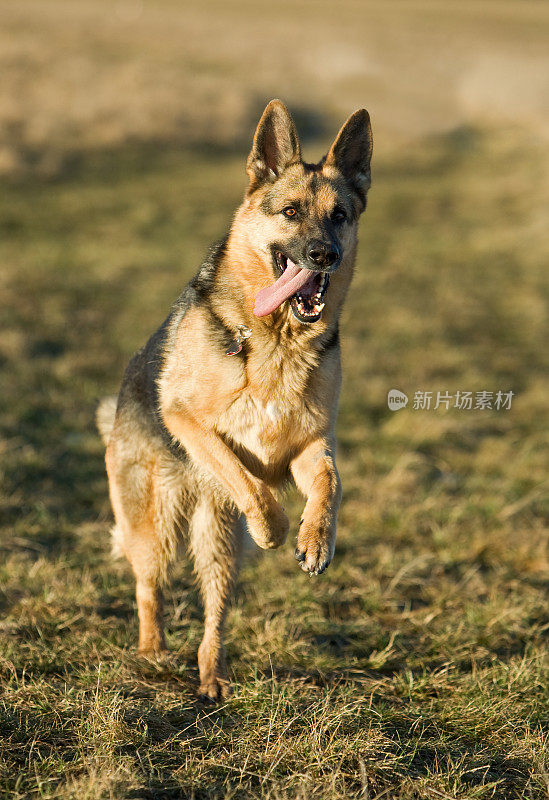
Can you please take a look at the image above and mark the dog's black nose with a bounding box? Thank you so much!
[307,240,340,269]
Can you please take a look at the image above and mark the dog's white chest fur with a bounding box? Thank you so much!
[235,395,286,435]
[265,401,281,421]
[217,393,294,465]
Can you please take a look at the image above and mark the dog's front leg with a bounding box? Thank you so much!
[291,438,342,575]
[162,408,289,550]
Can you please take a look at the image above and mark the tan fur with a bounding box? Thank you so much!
[99,100,372,700]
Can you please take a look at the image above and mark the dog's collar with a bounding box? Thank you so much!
[226,324,252,356]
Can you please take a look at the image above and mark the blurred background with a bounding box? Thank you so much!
[0,2,548,799]
[2,0,549,172]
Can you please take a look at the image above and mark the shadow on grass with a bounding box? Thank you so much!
[110,688,535,800]
[381,717,533,797]
[4,100,331,187]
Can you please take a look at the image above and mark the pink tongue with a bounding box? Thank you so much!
[254,259,317,317]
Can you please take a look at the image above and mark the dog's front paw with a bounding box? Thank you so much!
[294,520,335,576]
[246,489,289,550]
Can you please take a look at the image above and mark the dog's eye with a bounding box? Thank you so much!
[331,207,347,223]
[282,206,297,218]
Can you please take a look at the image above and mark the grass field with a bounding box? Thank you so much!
[1,1,549,798]
[1,126,547,799]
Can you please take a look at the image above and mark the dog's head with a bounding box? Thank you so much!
[234,99,372,325]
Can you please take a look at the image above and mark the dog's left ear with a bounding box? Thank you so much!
[325,109,373,207]
[247,100,301,191]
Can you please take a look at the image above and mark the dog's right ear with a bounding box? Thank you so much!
[246,100,301,191]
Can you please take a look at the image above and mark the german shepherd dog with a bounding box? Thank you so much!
[97,100,372,700]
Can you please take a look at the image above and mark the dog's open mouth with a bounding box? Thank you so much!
[253,251,330,323]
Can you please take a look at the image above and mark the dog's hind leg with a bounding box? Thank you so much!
[189,490,244,701]
[106,444,184,656]
[112,525,166,654]
[132,521,168,656]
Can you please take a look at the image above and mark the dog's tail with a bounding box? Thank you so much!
[96,396,117,445]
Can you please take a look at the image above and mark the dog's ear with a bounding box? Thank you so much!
[246,100,301,190]
[325,109,373,207]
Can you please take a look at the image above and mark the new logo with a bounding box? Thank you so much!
[387,389,409,411]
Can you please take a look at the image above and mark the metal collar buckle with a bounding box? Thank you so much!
[226,324,252,356]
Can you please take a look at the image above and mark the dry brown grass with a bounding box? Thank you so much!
[0,124,548,798]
